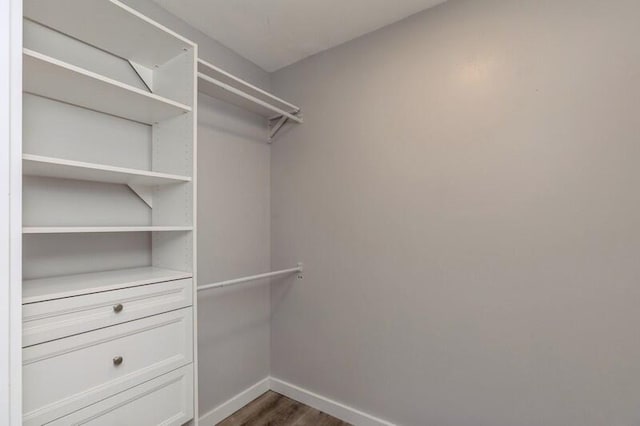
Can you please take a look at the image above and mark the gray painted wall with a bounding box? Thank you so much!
[270,1,640,425]
[123,0,272,416]
[197,95,271,413]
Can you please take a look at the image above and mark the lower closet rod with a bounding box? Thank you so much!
[197,263,303,291]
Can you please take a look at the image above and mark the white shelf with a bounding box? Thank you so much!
[23,226,193,234]
[23,266,193,304]
[23,154,191,186]
[198,58,302,123]
[23,49,192,124]
[24,0,194,69]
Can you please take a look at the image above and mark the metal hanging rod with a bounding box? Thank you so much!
[197,71,303,124]
[197,263,303,292]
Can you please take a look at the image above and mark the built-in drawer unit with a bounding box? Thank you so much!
[48,364,194,426]
[23,307,193,426]
[23,278,193,347]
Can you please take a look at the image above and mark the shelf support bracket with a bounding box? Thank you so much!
[128,60,154,93]
[268,115,288,142]
[268,110,302,142]
[128,184,153,208]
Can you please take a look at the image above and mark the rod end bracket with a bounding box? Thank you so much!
[297,262,304,279]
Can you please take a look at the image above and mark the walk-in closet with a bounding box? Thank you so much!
[4,1,640,425]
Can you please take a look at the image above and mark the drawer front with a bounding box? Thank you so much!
[23,278,193,347]
[23,307,193,426]
[48,364,194,426]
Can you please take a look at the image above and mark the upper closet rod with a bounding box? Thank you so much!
[197,263,303,292]
[197,58,302,141]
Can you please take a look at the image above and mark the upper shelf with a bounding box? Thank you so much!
[23,49,191,124]
[23,154,191,186]
[23,0,195,68]
[198,58,303,123]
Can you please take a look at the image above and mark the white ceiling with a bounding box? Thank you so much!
[153,0,447,72]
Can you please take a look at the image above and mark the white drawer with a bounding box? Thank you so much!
[23,307,193,426]
[48,364,194,426]
[23,278,193,347]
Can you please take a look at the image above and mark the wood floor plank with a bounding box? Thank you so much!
[252,394,310,426]
[293,409,351,426]
[217,391,351,426]
[218,392,281,426]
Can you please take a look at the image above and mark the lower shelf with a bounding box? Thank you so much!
[23,266,193,304]
[23,226,193,234]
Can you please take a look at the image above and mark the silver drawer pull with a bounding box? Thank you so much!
[113,303,124,313]
[113,356,123,366]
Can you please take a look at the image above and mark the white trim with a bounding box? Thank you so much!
[190,42,200,426]
[1,1,11,421]
[10,0,23,418]
[197,377,395,426]
[198,378,270,425]
[2,0,22,424]
[269,377,396,426]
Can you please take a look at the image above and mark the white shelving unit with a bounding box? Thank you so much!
[21,0,199,424]
[197,58,302,140]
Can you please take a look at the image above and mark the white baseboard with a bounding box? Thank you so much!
[269,377,396,426]
[198,377,270,425]
[198,376,395,426]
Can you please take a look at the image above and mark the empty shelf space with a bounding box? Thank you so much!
[24,0,194,69]
[23,226,193,234]
[23,49,192,124]
[23,266,193,304]
[23,154,191,186]
[198,58,302,123]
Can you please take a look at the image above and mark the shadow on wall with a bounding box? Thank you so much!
[199,94,268,143]
[197,279,271,346]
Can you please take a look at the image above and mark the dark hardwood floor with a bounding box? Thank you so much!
[217,391,352,426]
